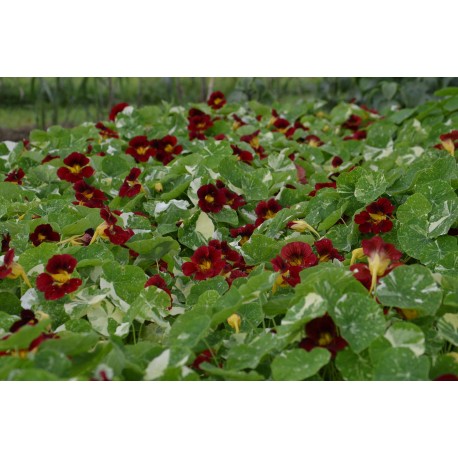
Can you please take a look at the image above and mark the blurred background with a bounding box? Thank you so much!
[1,77,457,141]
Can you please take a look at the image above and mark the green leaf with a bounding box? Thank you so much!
[0,292,22,315]
[226,332,278,371]
[168,312,212,349]
[127,236,180,259]
[335,348,373,381]
[437,313,458,346]
[187,277,228,306]
[0,319,51,351]
[271,348,331,381]
[376,265,442,316]
[200,363,265,381]
[101,261,146,304]
[18,242,60,273]
[241,234,280,264]
[384,322,426,356]
[354,170,388,203]
[329,293,385,353]
[373,347,430,381]
[144,346,192,380]
[396,193,432,224]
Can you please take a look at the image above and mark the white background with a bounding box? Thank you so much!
[1,1,457,457]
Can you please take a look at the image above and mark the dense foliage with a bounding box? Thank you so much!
[0,89,457,380]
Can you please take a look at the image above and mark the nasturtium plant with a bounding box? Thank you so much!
[0,90,457,380]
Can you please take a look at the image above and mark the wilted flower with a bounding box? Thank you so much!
[36,254,82,300]
[95,122,119,139]
[0,249,32,288]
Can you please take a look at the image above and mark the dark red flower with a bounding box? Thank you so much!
[5,168,25,185]
[207,91,226,110]
[304,135,323,147]
[314,238,344,262]
[342,114,362,132]
[126,136,154,163]
[350,263,372,290]
[95,122,119,139]
[9,310,38,333]
[272,117,291,134]
[197,184,227,213]
[208,239,243,264]
[90,208,134,246]
[255,198,283,226]
[331,156,343,167]
[344,130,367,141]
[434,374,458,381]
[145,274,172,297]
[271,255,302,289]
[182,245,226,280]
[187,109,214,140]
[57,152,94,183]
[215,180,246,210]
[299,314,348,357]
[229,224,256,246]
[36,254,82,300]
[232,114,247,130]
[29,224,60,247]
[308,181,337,197]
[1,233,11,253]
[226,269,249,286]
[214,134,226,141]
[41,154,60,164]
[151,135,183,165]
[192,349,214,370]
[231,145,254,164]
[0,248,31,287]
[434,130,458,156]
[119,167,143,198]
[73,180,108,208]
[281,242,318,268]
[354,198,395,234]
[240,130,266,158]
[109,102,129,121]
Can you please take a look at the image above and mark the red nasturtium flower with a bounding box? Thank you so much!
[240,130,266,158]
[255,198,283,226]
[95,122,119,139]
[41,154,60,164]
[342,114,363,132]
[182,245,226,280]
[151,135,183,165]
[343,130,367,141]
[73,180,108,208]
[126,136,155,163]
[215,180,246,210]
[197,184,227,213]
[1,233,11,253]
[119,168,143,198]
[4,168,25,185]
[362,236,402,293]
[207,91,226,110]
[231,145,254,164]
[229,224,256,246]
[308,181,337,197]
[36,254,82,300]
[57,152,94,183]
[109,102,129,121]
[0,249,31,287]
[354,197,395,234]
[90,208,134,246]
[29,224,60,247]
[145,274,171,296]
[434,130,458,156]
[187,108,214,140]
[232,114,247,130]
[303,135,323,147]
[299,314,348,358]
[331,156,343,167]
[314,238,344,262]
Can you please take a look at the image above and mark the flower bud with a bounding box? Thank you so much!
[227,313,241,333]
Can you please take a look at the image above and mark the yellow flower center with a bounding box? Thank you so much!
[164,144,174,153]
[50,270,71,284]
[250,137,259,149]
[442,138,455,156]
[37,233,46,242]
[318,332,333,346]
[136,146,148,156]
[319,254,330,263]
[288,256,303,267]
[309,140,320,148]
[205,194,215,203]
[199,259,212,272]
[265,210,276,219]
[213,98,222,106]
[68,164,82,174]
[369,212,387,222]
